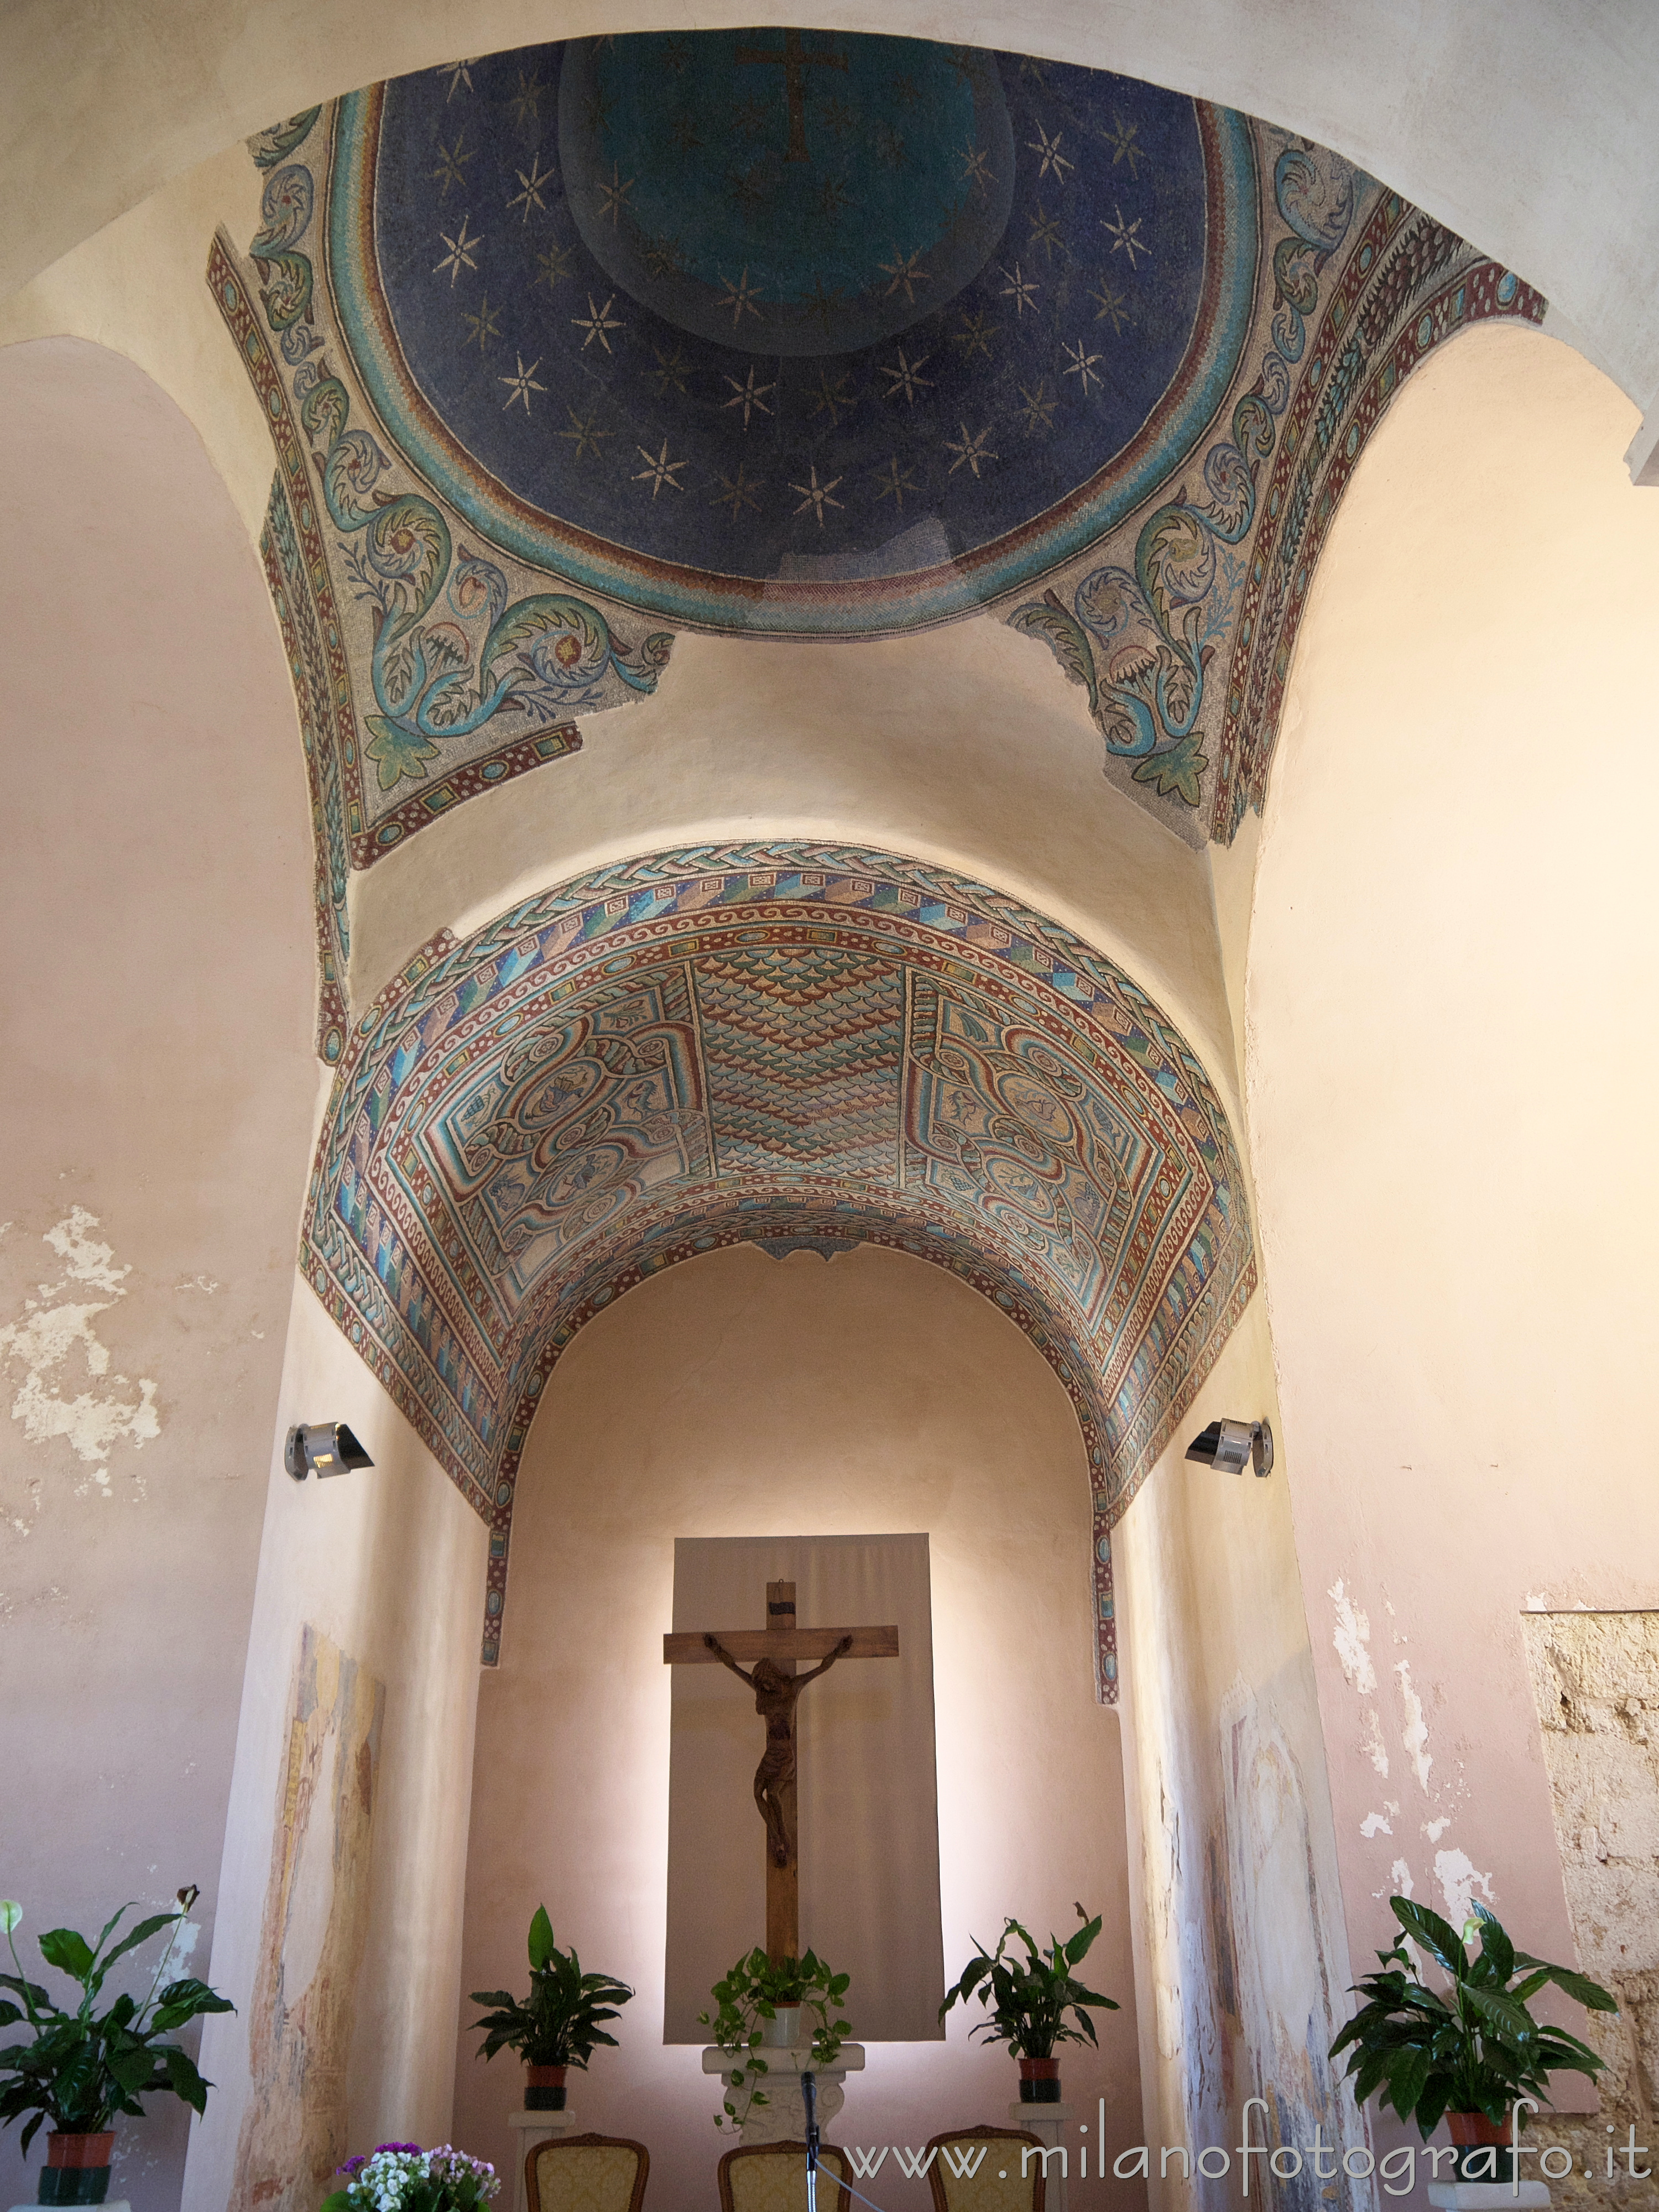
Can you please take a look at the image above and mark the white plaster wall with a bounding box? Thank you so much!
[0,335,317,2212]
[183,1277,489,2212]
[5,2,1658,421]
[1114,1295,1360,2210]
[452,1243,1145,2212]
[1245,324,1659,2125]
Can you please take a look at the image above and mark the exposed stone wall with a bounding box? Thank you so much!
[1521,1611,1659,2205]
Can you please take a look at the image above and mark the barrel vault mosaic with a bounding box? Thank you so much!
[304,844,1258,1696]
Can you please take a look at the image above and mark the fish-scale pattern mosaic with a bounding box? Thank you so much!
[695,945,903,1179]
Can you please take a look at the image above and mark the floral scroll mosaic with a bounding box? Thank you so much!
[302,844,1256,1695]
[216,41,1545,1045]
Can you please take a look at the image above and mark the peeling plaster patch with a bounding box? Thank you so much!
[175,1275,220,1294]
[1363,1709,1390,1776]
[1396,1658,1433,1792]
[45,1207,131,1296]
[1425,1816,1450,1841]
[1525,1592,1550,1611]
[1330,1577,1378,1694]
[1434,1847,1494,1928]
[1360,1811,1393,1838]
[1390,1856,1415,1898]
[0,1210,160,1479]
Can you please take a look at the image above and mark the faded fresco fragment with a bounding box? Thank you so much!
[230,1625,385,2212]
[1220,1679,1370,2208]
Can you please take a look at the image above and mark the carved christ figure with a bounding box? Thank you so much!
[703,1631,854,1867]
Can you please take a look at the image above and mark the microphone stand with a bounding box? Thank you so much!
[802,2066,819,2212]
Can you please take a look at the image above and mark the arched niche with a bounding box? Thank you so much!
[453,1236,1145,2212]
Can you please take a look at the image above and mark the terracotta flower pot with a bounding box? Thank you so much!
[1018,2056,1062,2105]
[525,2063,568,2112]
[1447,2112,1518,2184]
[38,2132,116,2206]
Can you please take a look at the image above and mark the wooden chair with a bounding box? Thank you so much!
[526,2132,649,2212]
[717,2140,852,2212]
[924,2126,1047,2212]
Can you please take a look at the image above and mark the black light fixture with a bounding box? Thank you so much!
[1185,1417,1274,1477]
[285,1422,375,1482]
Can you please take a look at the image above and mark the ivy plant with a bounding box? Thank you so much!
[698,1949,851,2131]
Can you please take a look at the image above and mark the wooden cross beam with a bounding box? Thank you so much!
[664,1579,899,1964]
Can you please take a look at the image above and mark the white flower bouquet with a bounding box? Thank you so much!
[320,2143,499,2212]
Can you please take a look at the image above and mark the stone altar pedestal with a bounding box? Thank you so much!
[1008,2103,1073,2212]
[505,2106,580,2212]
[703,2044,865,2146]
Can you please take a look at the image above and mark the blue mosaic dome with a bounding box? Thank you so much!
[329,32,1258,635]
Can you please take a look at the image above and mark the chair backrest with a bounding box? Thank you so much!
[717,2141,852,2212]
[924,2126,1046,2212]
[526,2132,650,2212]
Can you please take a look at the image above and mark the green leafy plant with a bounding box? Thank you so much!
[469,1907,633,2069]
[698,1949,851,2131]
[939,1904,1118,2058]
[1329,1895,1617,2135]
[0,1890,233,2156]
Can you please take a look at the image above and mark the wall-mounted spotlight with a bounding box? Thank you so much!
[1185,1417,1274,1477]
[285,1422,375,1482]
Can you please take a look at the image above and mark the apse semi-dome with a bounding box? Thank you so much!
[327,32,1258,633]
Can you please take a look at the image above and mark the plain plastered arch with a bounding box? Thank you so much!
[0,333,318,2212]
[1243,320,1659,2074]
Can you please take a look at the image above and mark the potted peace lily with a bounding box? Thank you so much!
[470,1908,633,2112]
[699,1949,851,2131]
[1330,1895,1617,2181]
[0,1890,232,2205]
[939,1905,1117,2104]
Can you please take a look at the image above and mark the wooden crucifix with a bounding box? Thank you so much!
[664,1580,899,1963]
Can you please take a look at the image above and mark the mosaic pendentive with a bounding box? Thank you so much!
[1008,159,1544,836]
[301,843,1258,1695]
